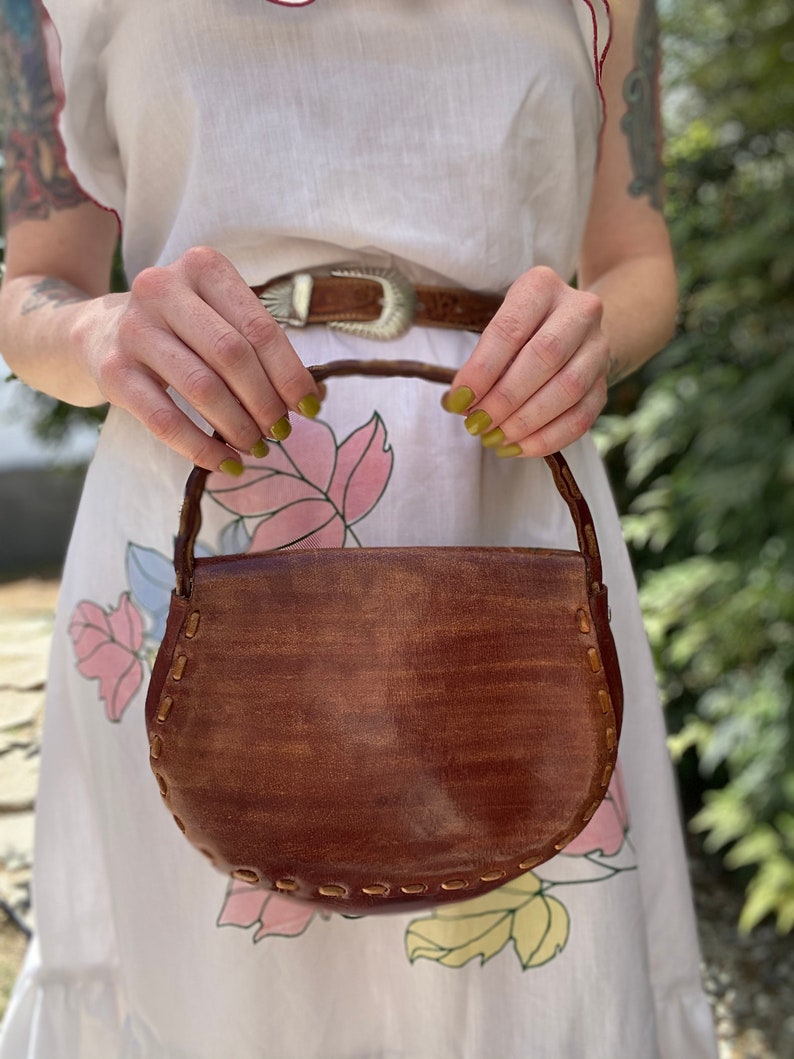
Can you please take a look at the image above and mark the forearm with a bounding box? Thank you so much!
[584,250,677,386]
[0,273,117,406]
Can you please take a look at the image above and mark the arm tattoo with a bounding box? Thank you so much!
[0,0,89,227]
[620,0,664,211]
[20,276,87,314]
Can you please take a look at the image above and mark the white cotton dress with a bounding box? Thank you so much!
[0,2,719,1057]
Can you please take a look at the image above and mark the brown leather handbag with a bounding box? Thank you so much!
[145,360,623,915]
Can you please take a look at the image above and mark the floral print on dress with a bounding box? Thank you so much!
[405,762,635,971]
[67,412,393,722]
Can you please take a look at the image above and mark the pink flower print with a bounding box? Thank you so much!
[327,413,394,525]
[563,761,630,857]
[68,593,145,722]
[206,413,393,551]
[218,878,329,942]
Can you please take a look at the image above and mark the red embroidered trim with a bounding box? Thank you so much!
[577,0,612,126]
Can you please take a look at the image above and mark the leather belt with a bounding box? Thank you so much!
[252,266,502,341]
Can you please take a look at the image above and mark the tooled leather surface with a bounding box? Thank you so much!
[146,548,621,914]
[251,276,503,331]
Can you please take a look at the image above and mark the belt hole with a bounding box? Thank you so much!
[587,648,602,673]
[155,772,168,796]
[441,880,468,892]
[598,689,611,714]
[173,815,186,833]
[577,609,591,634]
[185,611,201,639]
[480,870,506,883]
[601,763,613,788]
[149,735,163,760]
[606,727,617,750]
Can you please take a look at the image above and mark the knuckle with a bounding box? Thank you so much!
[208,327,249,370]
[130,266,171,303]
[530,264,561,287]
[490,379,520,409]
[143,403,184,447]
[182,365,221,405]
[241,309,281,348]
[570,399,600,437]
[577,290,604,323]
[179,244,224,277]
[532,329,567,371]
[558,364,588,404]
[95,347,131,397]
[488,308,528,347]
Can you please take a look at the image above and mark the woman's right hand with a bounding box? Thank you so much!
[75,246,323,474]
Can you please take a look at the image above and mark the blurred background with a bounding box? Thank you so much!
[0,0,792,1054]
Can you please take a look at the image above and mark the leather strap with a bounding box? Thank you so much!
[251,274,502,334]
[174,360,604,598]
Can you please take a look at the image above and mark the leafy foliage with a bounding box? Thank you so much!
[598,0,794,931]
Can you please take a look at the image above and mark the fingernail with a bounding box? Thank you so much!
[481,427,506,449]
[270,416,291,441]
[250,438,270,459]
[298,393,321,419]
[494,443,523,459]
[465,410,492,436]
[442,386,475,415]
[219,458,245,477]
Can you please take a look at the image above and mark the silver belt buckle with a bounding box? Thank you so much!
[259,266,417,341]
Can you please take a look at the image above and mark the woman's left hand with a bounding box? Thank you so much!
[444,266,611,457]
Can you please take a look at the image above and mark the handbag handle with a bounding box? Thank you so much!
[174,359,604,598]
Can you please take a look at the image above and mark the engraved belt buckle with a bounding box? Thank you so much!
[259,266,417,341]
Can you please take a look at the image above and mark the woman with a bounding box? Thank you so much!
[0,0,718,1056]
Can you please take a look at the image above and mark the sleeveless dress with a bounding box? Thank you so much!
[0,2,719,1057]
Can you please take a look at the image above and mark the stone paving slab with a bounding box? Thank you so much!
[0,688,44,732]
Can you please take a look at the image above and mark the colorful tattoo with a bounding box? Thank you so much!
[620,0,664,211]
[0,0,88,227]
[20,276,87,314]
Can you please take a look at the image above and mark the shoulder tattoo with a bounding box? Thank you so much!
[620,0,664,211]
[0,0,88,227]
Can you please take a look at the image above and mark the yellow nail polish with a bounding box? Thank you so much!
[270,416,291,441]
[250,439,270,459]
[494,443,523,459]
[465,410,492,436]
[298,393,321,419]
[219,458,245,477]
[443,386,475,415]
[481,427,506,449]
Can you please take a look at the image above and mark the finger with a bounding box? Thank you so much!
[463,309,596,437]
[111,369,250,473]
[492,379,608,460]
[180,248,322,418]
[489,334,609,443]
[112,308,270,455]
[443,269,561,415]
